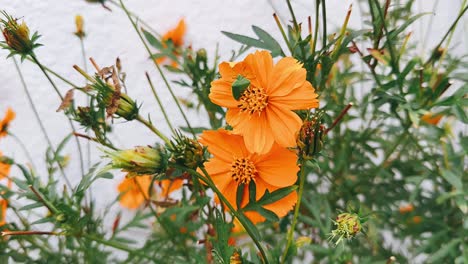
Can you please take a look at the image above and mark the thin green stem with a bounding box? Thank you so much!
[195,166,269,264]
[29,185,59,214]
[108,0,161,38]
[30,53,86,180]
[321,0,327,49]
[372,0,401,83]
[273,13,294,55]
[424,4,468,66]
[311,0,320,59]
[13,57,72,189]
[281,166,306,264]
[135,115,171,145]
[145,72,175,133]
[286,0,298,30]
[119,0,195,138]
[0,43,79,89]
[79,36,93,201]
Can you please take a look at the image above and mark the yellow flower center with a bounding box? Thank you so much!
[230,157,257,185]
[238,86,268,115]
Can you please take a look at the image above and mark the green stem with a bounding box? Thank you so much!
[273,13,294,55]
[311,0,320,59]
[195,167,270,264]
[424,4,468,66]
[78,36,93,203]
[29,185,59,214]
[372,0,401,91]
[119,0,196,138]
[286,0,298,30]
[108,0,161,38]
[13,57,72,189]
[321,0,327,49]
[29,53,85,182]
[145,72,175,133]
[0,43,79,89]
[281,166,306,264]
[136,115,171,145]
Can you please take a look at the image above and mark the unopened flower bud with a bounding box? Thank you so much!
[74,15,85,38]
[330,213,362,245]
[114,92,139,120]
[106,145,167,175]
[55,213,67,223]
[1,11,40,56]
[196,48,207,61]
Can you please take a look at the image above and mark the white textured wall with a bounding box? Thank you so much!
[0,0,465,209]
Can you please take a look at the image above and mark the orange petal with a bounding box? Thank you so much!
[265,106,302,148]
[159,178,184,198]
[243,50,273,89]
[204,158,232,192]
[263,190,297,218]
[3,108,15,123]
[268,57,305,96]
[209,79,239,108]
[199,130,248,162]
[254,145,299,187]
[227,109,275,154]
[270,81,319,110]
[218,181,239,210]
[218,61,238,80]
[173,19,186,46]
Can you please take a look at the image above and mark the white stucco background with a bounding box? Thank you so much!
[0,0,466,256]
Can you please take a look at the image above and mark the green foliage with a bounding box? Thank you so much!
[1,1,467,263]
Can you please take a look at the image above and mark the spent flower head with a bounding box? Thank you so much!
[296,111,325,160]
[0,11,41,59]
[74,65,139,121]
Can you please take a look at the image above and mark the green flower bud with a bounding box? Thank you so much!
[329,213,362,245]
[106,145,167,175]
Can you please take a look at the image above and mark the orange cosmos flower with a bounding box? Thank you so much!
[157,178,184,199]
[0,151,11,180]
[156,19,186,66]
[0,199,6,227]
[209,50,319,154]
[421,112,443,126]
[0,178,11,227]
[117,174,152,209]
[199,129,299,224]
[0,107,15,139]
